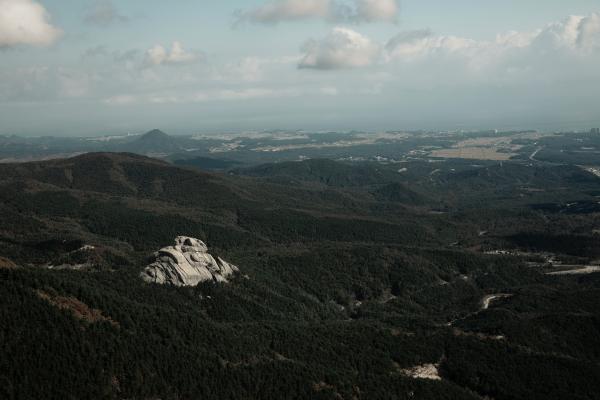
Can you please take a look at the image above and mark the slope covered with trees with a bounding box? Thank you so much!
[1,153,599,399]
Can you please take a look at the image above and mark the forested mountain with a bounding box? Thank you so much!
[1,153,599,400]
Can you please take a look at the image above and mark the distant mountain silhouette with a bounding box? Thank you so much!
[124,129,181,154]
[138,129,170,142]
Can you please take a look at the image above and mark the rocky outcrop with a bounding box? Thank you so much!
[141,236,238,286]
[400,363,442,381]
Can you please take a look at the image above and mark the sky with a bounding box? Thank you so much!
[1,0,600,136]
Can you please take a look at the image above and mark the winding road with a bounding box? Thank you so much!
[447,293,513,326]
[529,147,542,162]
[481,294,513,310]
[547,266,600,275]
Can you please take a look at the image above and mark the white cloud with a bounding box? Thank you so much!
[494,30,539,49]
[299,27,380,69]
[84,0,128,27]
[104,94,137,105]
[295,10,600,113]
[385,30,478,61]
[354,0,398,23]
[0,0,62,47]
[365,12,600,104]
[145,41,200,66]
[236,0,398,25]
[385,13,600,63]
[578,13,600,49]
[236,0,329,24]
[532,13,600,52]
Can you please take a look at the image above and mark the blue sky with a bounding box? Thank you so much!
[1,0,600,136]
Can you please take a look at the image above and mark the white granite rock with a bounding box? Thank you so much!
[141,236,239,286]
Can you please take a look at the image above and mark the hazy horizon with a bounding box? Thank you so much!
[4,122,599,139]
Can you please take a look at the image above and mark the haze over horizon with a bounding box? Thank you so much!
[1,0,600,136]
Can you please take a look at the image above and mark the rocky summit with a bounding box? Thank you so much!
[141,236,238,286]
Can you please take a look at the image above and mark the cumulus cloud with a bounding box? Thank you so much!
[353,0,398,23]
[385,30,478,61]
[266,12,582,89]
[532,13,600,52]
[236,0,398,25]
[360,12,600,104]
[385,13,600,63]
[577,13,600,49]
[236,0,329,24]
[84,0,128,27]
[145,42,201,66]
[0,0,62,47]
[299,27,380,69]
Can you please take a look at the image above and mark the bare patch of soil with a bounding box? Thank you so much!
[0,256,18,269]
[36,290,118,327]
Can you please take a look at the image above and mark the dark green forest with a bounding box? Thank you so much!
[1,153,599,399]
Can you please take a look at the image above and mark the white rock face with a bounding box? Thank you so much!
[141,236,239,286]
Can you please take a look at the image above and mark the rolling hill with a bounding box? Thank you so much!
[0,153,599,399]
